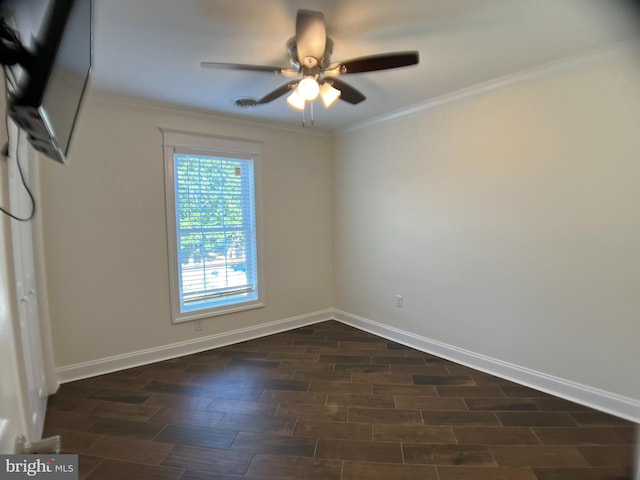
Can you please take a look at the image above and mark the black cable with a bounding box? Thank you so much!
[1,72,36,222]
[0,13,36,222]
[0,16,20,90]
[0,16,25,67]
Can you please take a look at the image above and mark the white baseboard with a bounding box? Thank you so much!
[56,309,333,383]
[55,307,640,424]
[333,309,640,423]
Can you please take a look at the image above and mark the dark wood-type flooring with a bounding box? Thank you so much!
[43,320,637,479]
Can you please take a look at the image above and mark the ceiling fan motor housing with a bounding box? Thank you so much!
[287,36,334,71]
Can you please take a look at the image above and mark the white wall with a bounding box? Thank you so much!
[39,94,333,371]
[333,47,640,407]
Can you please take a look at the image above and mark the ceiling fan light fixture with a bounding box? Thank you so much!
[201,10,420,124]
[286,89,306,111]
[319,82,341,108]
[297,76,320,101]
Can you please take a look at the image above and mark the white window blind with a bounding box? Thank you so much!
[162,130,263,323]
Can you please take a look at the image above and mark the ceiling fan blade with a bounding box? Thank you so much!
[328,51,419,75]
[201,62,298,76]
[256,80,300,104]
[295,9,326,67]
[324,77,366,105]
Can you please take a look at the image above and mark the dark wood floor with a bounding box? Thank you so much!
[43,320,637,480]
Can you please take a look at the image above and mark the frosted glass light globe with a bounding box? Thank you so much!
[297,77,320,101]
[286,90,305,110]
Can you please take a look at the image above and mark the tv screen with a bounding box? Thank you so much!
[3,0,92,164]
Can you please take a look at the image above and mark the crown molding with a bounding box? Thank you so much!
[339,43,634,136]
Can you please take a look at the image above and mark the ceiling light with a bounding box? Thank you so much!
[286,90,306,111]
[297,77,320,101]
[319,82,341,108]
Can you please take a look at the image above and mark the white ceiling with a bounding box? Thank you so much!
[91,0,640,131]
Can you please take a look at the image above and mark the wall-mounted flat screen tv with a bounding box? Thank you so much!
[2,0,92,164]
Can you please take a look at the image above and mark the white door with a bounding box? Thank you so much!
[0,92,29,453]
[0,82,51,451]
[6,123,48,441]
[0,213,28,453]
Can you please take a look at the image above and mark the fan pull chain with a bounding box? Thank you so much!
[299,102,316,128]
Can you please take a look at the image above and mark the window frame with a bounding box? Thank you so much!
[161,129,264,324]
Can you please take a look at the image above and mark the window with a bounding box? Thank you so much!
[162,130,263,323]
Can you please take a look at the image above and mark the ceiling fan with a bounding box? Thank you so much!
[201,9,419,118]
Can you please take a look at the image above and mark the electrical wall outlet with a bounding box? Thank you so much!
[395,295,403,308]
[194,320,203,332]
